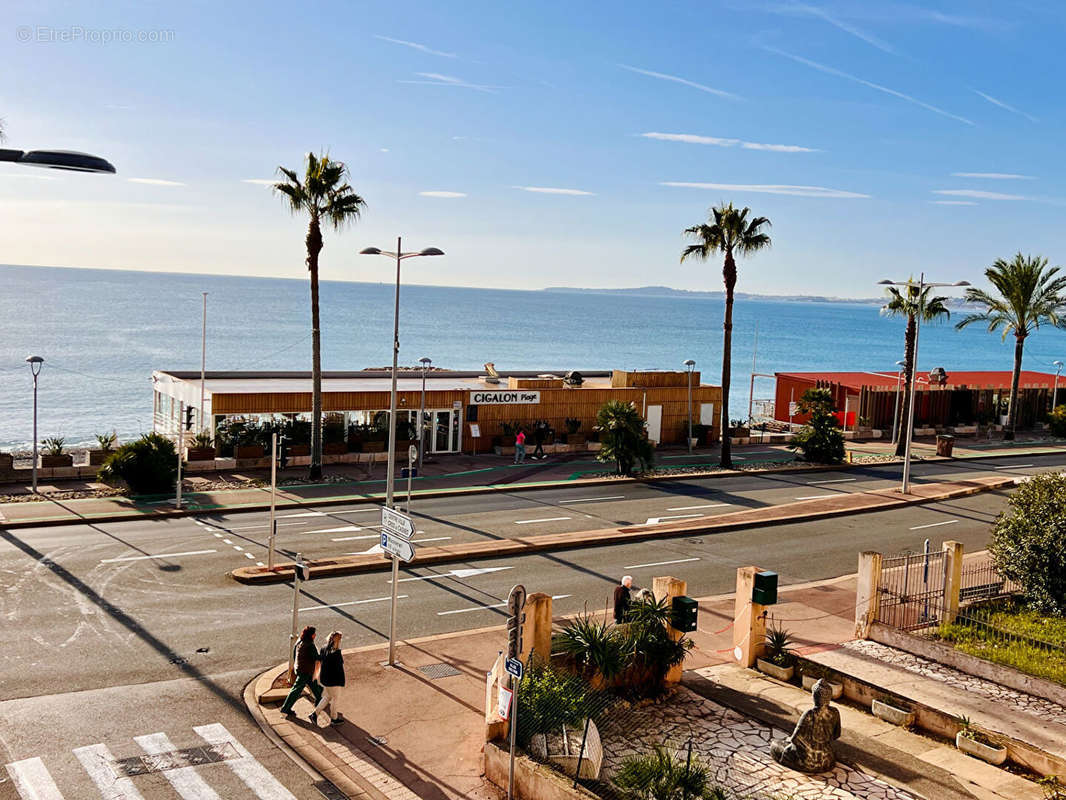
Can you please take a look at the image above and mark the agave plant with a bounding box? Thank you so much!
[558,614,629,682]
[42,436,66,457]
[764,625,795,668]
[96,432,118,453]
[615,746,721,800]
[192,430,213,449]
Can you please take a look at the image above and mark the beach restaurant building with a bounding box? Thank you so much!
[151,368,722,456]
[773,369,1063,432]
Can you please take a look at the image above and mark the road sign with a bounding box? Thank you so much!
[505,657,524,680]
[381,531,415,562]
[381,506,414,540]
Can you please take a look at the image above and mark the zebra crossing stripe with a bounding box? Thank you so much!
[135,732,221,800]
[72,743,146,800]
[193,723,297,800]
[5,756,66,800]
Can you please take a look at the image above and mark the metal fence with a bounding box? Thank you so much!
[876,546,947,631]
[959,553,1021,605]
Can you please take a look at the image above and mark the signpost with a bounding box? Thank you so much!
[268,432,278,569]
[383,502,416,666]
[505,585,526,800]
[175,401,184,509]
[505,657,524,680]
[381,506,414,539]
[381,531,415,562]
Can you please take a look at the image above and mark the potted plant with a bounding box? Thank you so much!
[323,420,347,455]
[495,421,518,456]
[871,697,915,727]
[41,436,73,468]
[729,418,751,438]
[955,716,1007,765]
[186,430,216,462]
[286,419,312,456]
[234,423,265,459]
[756,625,795,681]
[564,417,585,447]
[89,432,118,465]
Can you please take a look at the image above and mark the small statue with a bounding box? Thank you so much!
[770,678,841,773]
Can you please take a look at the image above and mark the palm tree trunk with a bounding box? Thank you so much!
[720,251,736,469]
[307,218,324,480]
[895,315,917,457]
[1005,333,1025,441]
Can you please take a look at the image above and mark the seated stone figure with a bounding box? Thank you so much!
[770,678,841,773]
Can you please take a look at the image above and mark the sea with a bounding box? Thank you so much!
[2,264,1064,452]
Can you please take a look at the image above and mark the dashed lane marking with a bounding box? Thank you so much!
[665,504,730,511]
[624,557,701,569]
[909,519,959,530]
[514,516,571,524]
[557,495,626,504]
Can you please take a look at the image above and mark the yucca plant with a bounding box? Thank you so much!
[192,429,213,449]
[558,614,629,682]
[625,595,694,696]
[764,625,795,668]
[96,432,118,452]
[615,746,721,800]
[42,437,66,457]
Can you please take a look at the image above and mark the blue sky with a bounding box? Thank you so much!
[2,0,1063,295]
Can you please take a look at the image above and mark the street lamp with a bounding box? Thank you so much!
[891,360,905,446]
[418,356,432,471]
[0,148,116,173]
[25,356,44,493]
[878,275,970,493]
[1053,361,1064,411]
[359,239,444,666]
[683,359,696,454]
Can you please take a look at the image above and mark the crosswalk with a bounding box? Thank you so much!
[5,723,297,800]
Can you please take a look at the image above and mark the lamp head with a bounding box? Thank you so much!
[953,280,971,287]
[18,149,116,173]
[419,357,432,366]
[1055,360,1064,369]
[25,355,44,364]
[683,359,696,368]
[359,247,382,255]
[418,247,444,257]
[877,279,894,285]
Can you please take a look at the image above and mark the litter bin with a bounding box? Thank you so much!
[936,435,954,457]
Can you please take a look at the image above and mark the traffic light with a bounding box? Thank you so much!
[671,595,698,633]
[184,405,195,431]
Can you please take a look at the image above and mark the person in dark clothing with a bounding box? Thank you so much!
[532,420,547,460]
[310,630,346,726]
[613,575,634,624]
[280,625,323,716]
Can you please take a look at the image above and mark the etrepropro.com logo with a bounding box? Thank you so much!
[16,26,176,44]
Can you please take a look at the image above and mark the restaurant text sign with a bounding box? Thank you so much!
[470,391,541,405]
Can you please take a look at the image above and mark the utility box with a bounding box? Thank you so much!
[671,595,699,632]
[936,435,954,457]
[752,571,778,605]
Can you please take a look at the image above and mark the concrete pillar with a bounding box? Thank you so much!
[854,551,883,639]
[733,566,767,668]
[942,540,964,624]
[520,592,552,667]
[652,575,687,683]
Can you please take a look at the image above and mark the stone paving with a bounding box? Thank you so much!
[595,686,915,800]
[841,639,1066,725]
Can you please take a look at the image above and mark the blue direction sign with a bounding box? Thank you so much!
[380,531,415,562]
[505,657,524,679]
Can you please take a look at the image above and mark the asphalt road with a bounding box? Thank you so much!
[0,451,1058,799]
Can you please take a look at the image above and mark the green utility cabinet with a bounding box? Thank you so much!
[671,595,699,632]
[752,570,778,605]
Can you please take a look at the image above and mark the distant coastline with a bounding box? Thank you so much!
[543,285,974,307]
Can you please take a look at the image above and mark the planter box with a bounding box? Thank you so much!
[41,454,73,468]
[364,441,386,453]
[801,674,843,699]
[756,658,794,681]
[566,434,587,447]
[89,449,112,466]
[235,445,265,459]
[956,732,1007,765]
[323,442,347,455]
[871,698,914,727]
[287,444,310,457]
[185,448,215,462]
[0,453,13,472]
[951,425,978,435]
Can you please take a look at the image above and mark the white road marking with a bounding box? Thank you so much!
[391,566,513,583]
[5,756,66,800]
[557,495,626,504]
[304,526,361,534]
[256,561,265,567]
[794,494,838,500]
[300,595,405,612]
[624,557,701,569]
[244,552,255,559]
[222,539,233,544]
[136,732,221,800]
[412,536,451,544]
[514,516,571,524]
[194,723,298,800]
[666,504,730,511]
[909,519,959,530]
[329,508,379,515]
[438,594,571,616]
[994,463,1033,469]
[74,742,146,799]
[232,545,244,552]
[332,534,380,542]
[644,514,704,524]
[278,511,326,518]
[101,549,217,563]
[805,478,856,484]
[212,533,223,538]
[223,522,306,531]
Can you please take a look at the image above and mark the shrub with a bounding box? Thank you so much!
[192,429,213,449]
[96,432,117,452]
[565,417,582,435]
[615,746,722,800]
[788,388,845,464]
[98,433,178,495]
[596,400,654,475]
[42,436,66,456]
[516,662,594,748]
[988,472,1066,613]
[558,614,629,682]
[1048,405,1066,438]
[764,625,795,668]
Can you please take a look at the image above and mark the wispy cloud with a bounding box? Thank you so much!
[128,178,185,186]
[419,190,467,198]
[618,65,741,100]
[641,132,819,153]
[933,189,1025,200]
[373,35,456,58]
[950,172,1034,180]
[781,4,897,54]
[241,178,275,186]
[765,46,974,126]
[514,186,595,196]
[932,200,978,206]
[662,181,869,198]
[398,72,504,93]
[972,90,1038,123]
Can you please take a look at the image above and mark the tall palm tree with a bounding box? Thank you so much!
[274,153,366,479]
[681,203,771,468]
[956,253,1066,440]
[881,284,951,455]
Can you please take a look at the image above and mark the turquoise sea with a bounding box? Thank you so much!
[2,264,1065,451]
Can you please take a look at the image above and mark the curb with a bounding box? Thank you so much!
[231,475,1016,584]
[4,446,1062,531]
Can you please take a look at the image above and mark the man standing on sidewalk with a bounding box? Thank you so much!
[614,575,633,624]
[280,625,323,716]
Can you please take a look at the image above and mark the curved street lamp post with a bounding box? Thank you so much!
[683,359,696,454]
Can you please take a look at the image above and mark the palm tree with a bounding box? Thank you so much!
[681,203,771,468]
[274,153,366,479]
[881,284,951,455]
[956,253,1066,440]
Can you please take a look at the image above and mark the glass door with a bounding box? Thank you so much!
[430,409,460,452]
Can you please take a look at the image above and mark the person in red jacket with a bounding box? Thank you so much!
[280,625,323,716]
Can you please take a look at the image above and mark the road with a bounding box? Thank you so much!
[0,451,1059,799]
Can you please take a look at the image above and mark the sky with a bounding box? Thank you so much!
[1,0,1063,296]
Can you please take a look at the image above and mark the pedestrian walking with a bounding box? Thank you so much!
[613,575,634,624]
[280,625,323,717]
[532,420,546,460]
[514,428,526,464]
[310,630,346,726]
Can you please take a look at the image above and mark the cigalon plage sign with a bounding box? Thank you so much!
[470,391,541,405]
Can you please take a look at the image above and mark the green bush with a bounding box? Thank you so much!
[98,433,178,495]
[558,614,629,681]
[988,472,1066,613]
[1048,405,1066,438]
[516,662,594,748]
[615,746,722,800]
[596,400,654,475]
[788,388,845,464]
